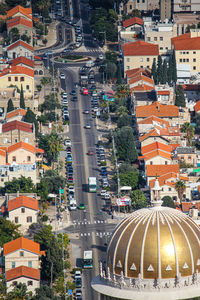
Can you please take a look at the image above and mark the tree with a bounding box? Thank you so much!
[167,55,173,84]
[32,285,59,300]
[41,77,51,97]
[117,113,132,128]
[20,84,25,109]
[114,126,138,162]
[104,61,117,80]
[116,62,122,85]
[119,163,136,174]
[131,190,148,210]
[7,98,14,113]
[2,176,35,194]
[157,55,163,84]
[162,196,175,208]
[175,85,185,107]
[181,122,195,146]
[116,106,128,118]
[116,170,139,189]
[5,0,27,8]
[172,50,177,83]
[175,180,186,204]
[7,283,30,299]
[162,59,168,84]
[41,93,60,112]
[41,170,65,195]
[9,27,20,42]
[0,217,21,247]
[151,58,157,84]
[24,108,39,136]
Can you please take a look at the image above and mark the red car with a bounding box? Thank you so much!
[87,150,94,155]
[83,88,88,95]
[68,176,73,182]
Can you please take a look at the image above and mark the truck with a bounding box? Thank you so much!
[83,250,93,268]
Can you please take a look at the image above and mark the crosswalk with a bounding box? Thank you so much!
[80,231,112,238]
[72,219,107,226]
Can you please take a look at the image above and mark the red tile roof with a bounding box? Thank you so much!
[173,36,200,51]
[149,172,188,188]
[6,266,39,281]
[182,84,199,91]
[136,101,179,118]
[8,141,36,154]
[146,164,180,177]
[182,202,200,212]
[123,17,143,28]
[7,40,33,52]
[6,5,32,19]
[194,100,200,112]
[10,56,34,68]
[157,90,170,95]
[139,149,172,161]
[0,66,34,78]
[122,40,159,56]
[4,237,43,256]
[126,67,151,79]
[7,16,33,29]
[7,108,27,120]
[131,84,154,92]
[171,32,190,45]
[8,195,38,212]
[2,120,33,133]
[0,149,6,157]
[129,74,154,85]
[141,142,172,155]
[137,115,170,127]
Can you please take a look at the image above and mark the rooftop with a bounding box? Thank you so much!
[122,40,159,56]
[126,67,151,79]
[7,40,33,52]
[6,5,32,19]
[0,65,34,78]
[7,16,33,29]
[129,74,154,85]
[137,115,169,127]
[175,146,196,154]
[194,100,200,112]
[146,164,180,177]
[139,149,172,161]
[7,195,38,212]
[141,142,173,155]
[149,172,188,188]
[7,141,37,154]
[6,108,27,120]
[136,102,179,118]
[123,17,143,28]
[9,56,34,68]
[2,120,33,133]
[6,266,39,281]
[173,36,200,51]
[4,237,44,256]
[134,91,156,102]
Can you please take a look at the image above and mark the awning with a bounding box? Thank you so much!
[42,164,51,170]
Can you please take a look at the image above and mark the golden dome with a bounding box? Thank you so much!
[107,206,200,280]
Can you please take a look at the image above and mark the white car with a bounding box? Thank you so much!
[62,99,68,105]
[100,190,107,197]
[62,92,67,98]
[75,270,81,279]
[104,193,110,200]
[60,73,65,80]
[68,186,75,193]
[65,139,71,146]
[76,42,81,47]
[99,54,104,60]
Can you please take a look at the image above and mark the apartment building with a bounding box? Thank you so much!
[121,0,159,14]
[173,0,200,13]
[122,40,159,75]
[160,0,172,21]
[172,29,200,74]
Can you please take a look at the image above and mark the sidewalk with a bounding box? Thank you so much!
[34,21,59,50]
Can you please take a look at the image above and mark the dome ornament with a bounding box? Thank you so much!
[147,264,154,272]
[151,177,163,207]
[130,263,137,271]
[117,260,122,268]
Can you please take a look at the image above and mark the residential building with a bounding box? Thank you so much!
[135,101,179,124]
[0,120,35,146]
[0,65,34,98]
[133,90,156,106]
[6,5,32,21]
[173,0,200,13]
[160,0,172,22]
[7,17,33,45]
[120,17,143,41]
[194,100,200,114]
[173,146,197,167]
[9,56,34,70]
[122,0,159,13]
[3,236,44,271]
[149,172,190,202]
[139,148,173,166]
[144,22,177,54]
[5,195,38,232]
[6,108,27,122]
[146,163,180,183]
[137,115,170,135]
[172,29,200,74]
[122,40,159,75]
[155,85,175,105]
[183,84,200,103]
[7,40,33,60]
[128,73,154,91]
[6,266,40,294]
[173,13,200,36]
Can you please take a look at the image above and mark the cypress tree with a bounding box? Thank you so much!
[20,84,25,109]
[175,85,185,107]
[167,55,173,84]
[116,62,122,85]
[172,50,177,83]
[7,98,14,113]
[152,58,157,84]
[162,59,168,84]
[157,55,163,84]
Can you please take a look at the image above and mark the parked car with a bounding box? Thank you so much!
[75,278,82,288]
[87,150,94,155]
[85,123,91,129]
[60,73,65,79]
[70,90,76,95]
[65,139,71,146]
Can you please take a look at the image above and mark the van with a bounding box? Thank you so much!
[69,199,77,210]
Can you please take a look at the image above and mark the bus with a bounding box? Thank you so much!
[88,177,97,192]
[83,250,93,269]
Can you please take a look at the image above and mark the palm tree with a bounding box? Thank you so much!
[116,106,128,118]
[175,180,186,205]
[181,122,195,146]
[37,0,50,14]
[41,77,51,97]
[8,283,30,299]
[48,131,63,168]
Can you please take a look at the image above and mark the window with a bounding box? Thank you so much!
[20,251,24,257]
[126,58,130,62]
[154,37,157,41]
[166,47,168,50]
[126,66,130,70]
[12,261,15,268]
[165,161,168,165]
[3,138,7,144]
[193,51,196,54]
[26,85,29,90]
[15,139,17,143]
[186,59,189,62]
[150,161,153,165]
[25,137,29,143]
[14,217,18,223]
[186,51,189,54]
[137,0,140,2]
[183,59,185,62]
[20,77,24,82]
[168,188,171,191]
[12,156,16,162]
[160,47,163,50]
[8,77,11,82]
[180,59,182,62]
[142,0,145,3]
[147,37,151,41]
[183,51,185,54]
[140,57,143,62]
[193,66,196,70]
[129,5,132,9]
[28,281,33,286]
[193,58,196,62]
[14,77,18,81]
[147,58,150,62]
[160,37,163,41]
[27,216,32,223]
[21,208,25,213]
[140,65,143,68]
[13,281,17,286]
[188,156,191,160]
[28,261,32,268]
[27,156,31,162]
